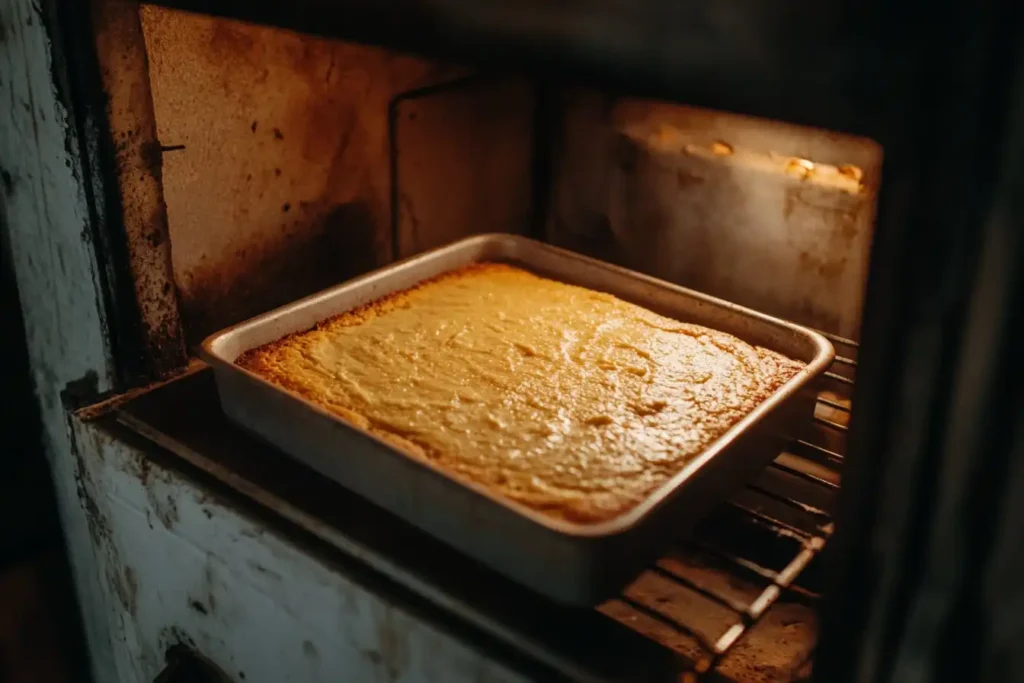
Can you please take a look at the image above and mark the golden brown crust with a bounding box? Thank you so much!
[236,263,503,369]
[237,262,802,524]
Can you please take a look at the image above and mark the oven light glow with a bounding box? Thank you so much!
[785,157,817,179]
[637,122,864,193]
[839,164,864,182]
[710,140,734,156]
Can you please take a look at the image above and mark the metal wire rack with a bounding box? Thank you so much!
[599,331,855,682]
[112,330,856,682]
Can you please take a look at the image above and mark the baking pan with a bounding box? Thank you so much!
[201,234,834,605]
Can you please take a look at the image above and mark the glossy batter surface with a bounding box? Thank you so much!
[237,263,802,523]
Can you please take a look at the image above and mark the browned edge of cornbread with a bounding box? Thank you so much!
[235,263,504,371]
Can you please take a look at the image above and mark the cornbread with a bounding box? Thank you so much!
[237,263,802,524]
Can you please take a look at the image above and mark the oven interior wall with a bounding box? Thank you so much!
[547,91,883,340]
[75,8,878,680]
[130,10,861,464]
[138,8,882,350]
[139,7,536,346]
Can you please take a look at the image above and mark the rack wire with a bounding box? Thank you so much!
[600,331,855,682]
[113,327,856,682]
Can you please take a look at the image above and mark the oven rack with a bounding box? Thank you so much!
[605,331,853,681]
[109,331,856,682]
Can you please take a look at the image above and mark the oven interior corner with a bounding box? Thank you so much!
[24,4,915,682]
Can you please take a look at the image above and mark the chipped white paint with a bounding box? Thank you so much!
[0,1,120,681]
[72,418,532,683]
[0,1,114,399]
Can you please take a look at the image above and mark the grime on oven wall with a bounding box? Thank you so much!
[138,6,536,347]
[547,91,883,341]
[109,4,880,357]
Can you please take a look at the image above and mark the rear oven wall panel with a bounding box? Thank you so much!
[70,416,532,683]
[140,8,533,345]
[548,91,882,340]
[394,79,536,257]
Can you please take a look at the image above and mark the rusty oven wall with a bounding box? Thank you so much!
[548,92,882,340]
[138,7,535,346]
[119,6,876,355]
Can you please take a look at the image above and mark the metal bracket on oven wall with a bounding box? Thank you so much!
[387,74,547,261]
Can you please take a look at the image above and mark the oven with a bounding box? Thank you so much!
[2,0,1022,681]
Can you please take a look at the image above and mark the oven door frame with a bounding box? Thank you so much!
[816,5,1024,680]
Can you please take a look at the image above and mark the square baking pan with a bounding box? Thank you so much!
[200,234,835,606]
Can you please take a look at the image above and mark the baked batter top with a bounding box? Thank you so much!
[237,263,802,523]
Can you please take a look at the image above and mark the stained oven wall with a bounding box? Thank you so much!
[137,7,879,349]
[139,7,536,345]
[548,91,882,340]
